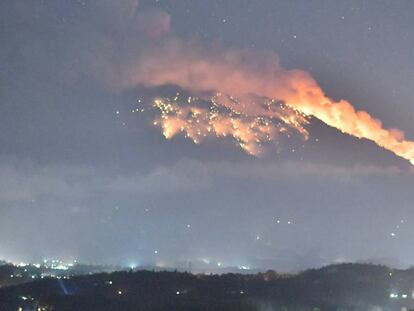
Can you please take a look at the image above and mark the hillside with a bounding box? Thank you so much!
[1,263,414,310]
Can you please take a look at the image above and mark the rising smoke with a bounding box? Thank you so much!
[105,0,414,165]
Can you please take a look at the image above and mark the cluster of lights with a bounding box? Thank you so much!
[17,295,48,311]
[5,259,80,282]
[389,292,414,299]
[390,219,406,238]
[274,218,294,225]
[146,92,309,155]
[238,265,251,270]
[42,259,76,270]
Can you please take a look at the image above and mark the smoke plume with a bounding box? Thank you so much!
[111,2,414,164]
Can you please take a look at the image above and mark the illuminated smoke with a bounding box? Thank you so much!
[116,40,414,165]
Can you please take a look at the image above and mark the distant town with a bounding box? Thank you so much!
[0,257,273,289]
[1,261,414,310]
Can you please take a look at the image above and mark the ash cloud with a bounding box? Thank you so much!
[97,1,414,164]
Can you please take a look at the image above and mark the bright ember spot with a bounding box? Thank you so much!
[151,93,309,155]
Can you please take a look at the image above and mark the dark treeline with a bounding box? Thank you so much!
[1,263,414,310]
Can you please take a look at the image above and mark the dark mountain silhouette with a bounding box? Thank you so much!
[1,263,414,310]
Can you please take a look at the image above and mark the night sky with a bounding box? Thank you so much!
[1,0,414,272]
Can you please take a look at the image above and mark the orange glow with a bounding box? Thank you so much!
[151,94,309,155]
[122,45,414,164]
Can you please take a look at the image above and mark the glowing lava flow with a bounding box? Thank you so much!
[122,46,414,164]
[150,93,309,155]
